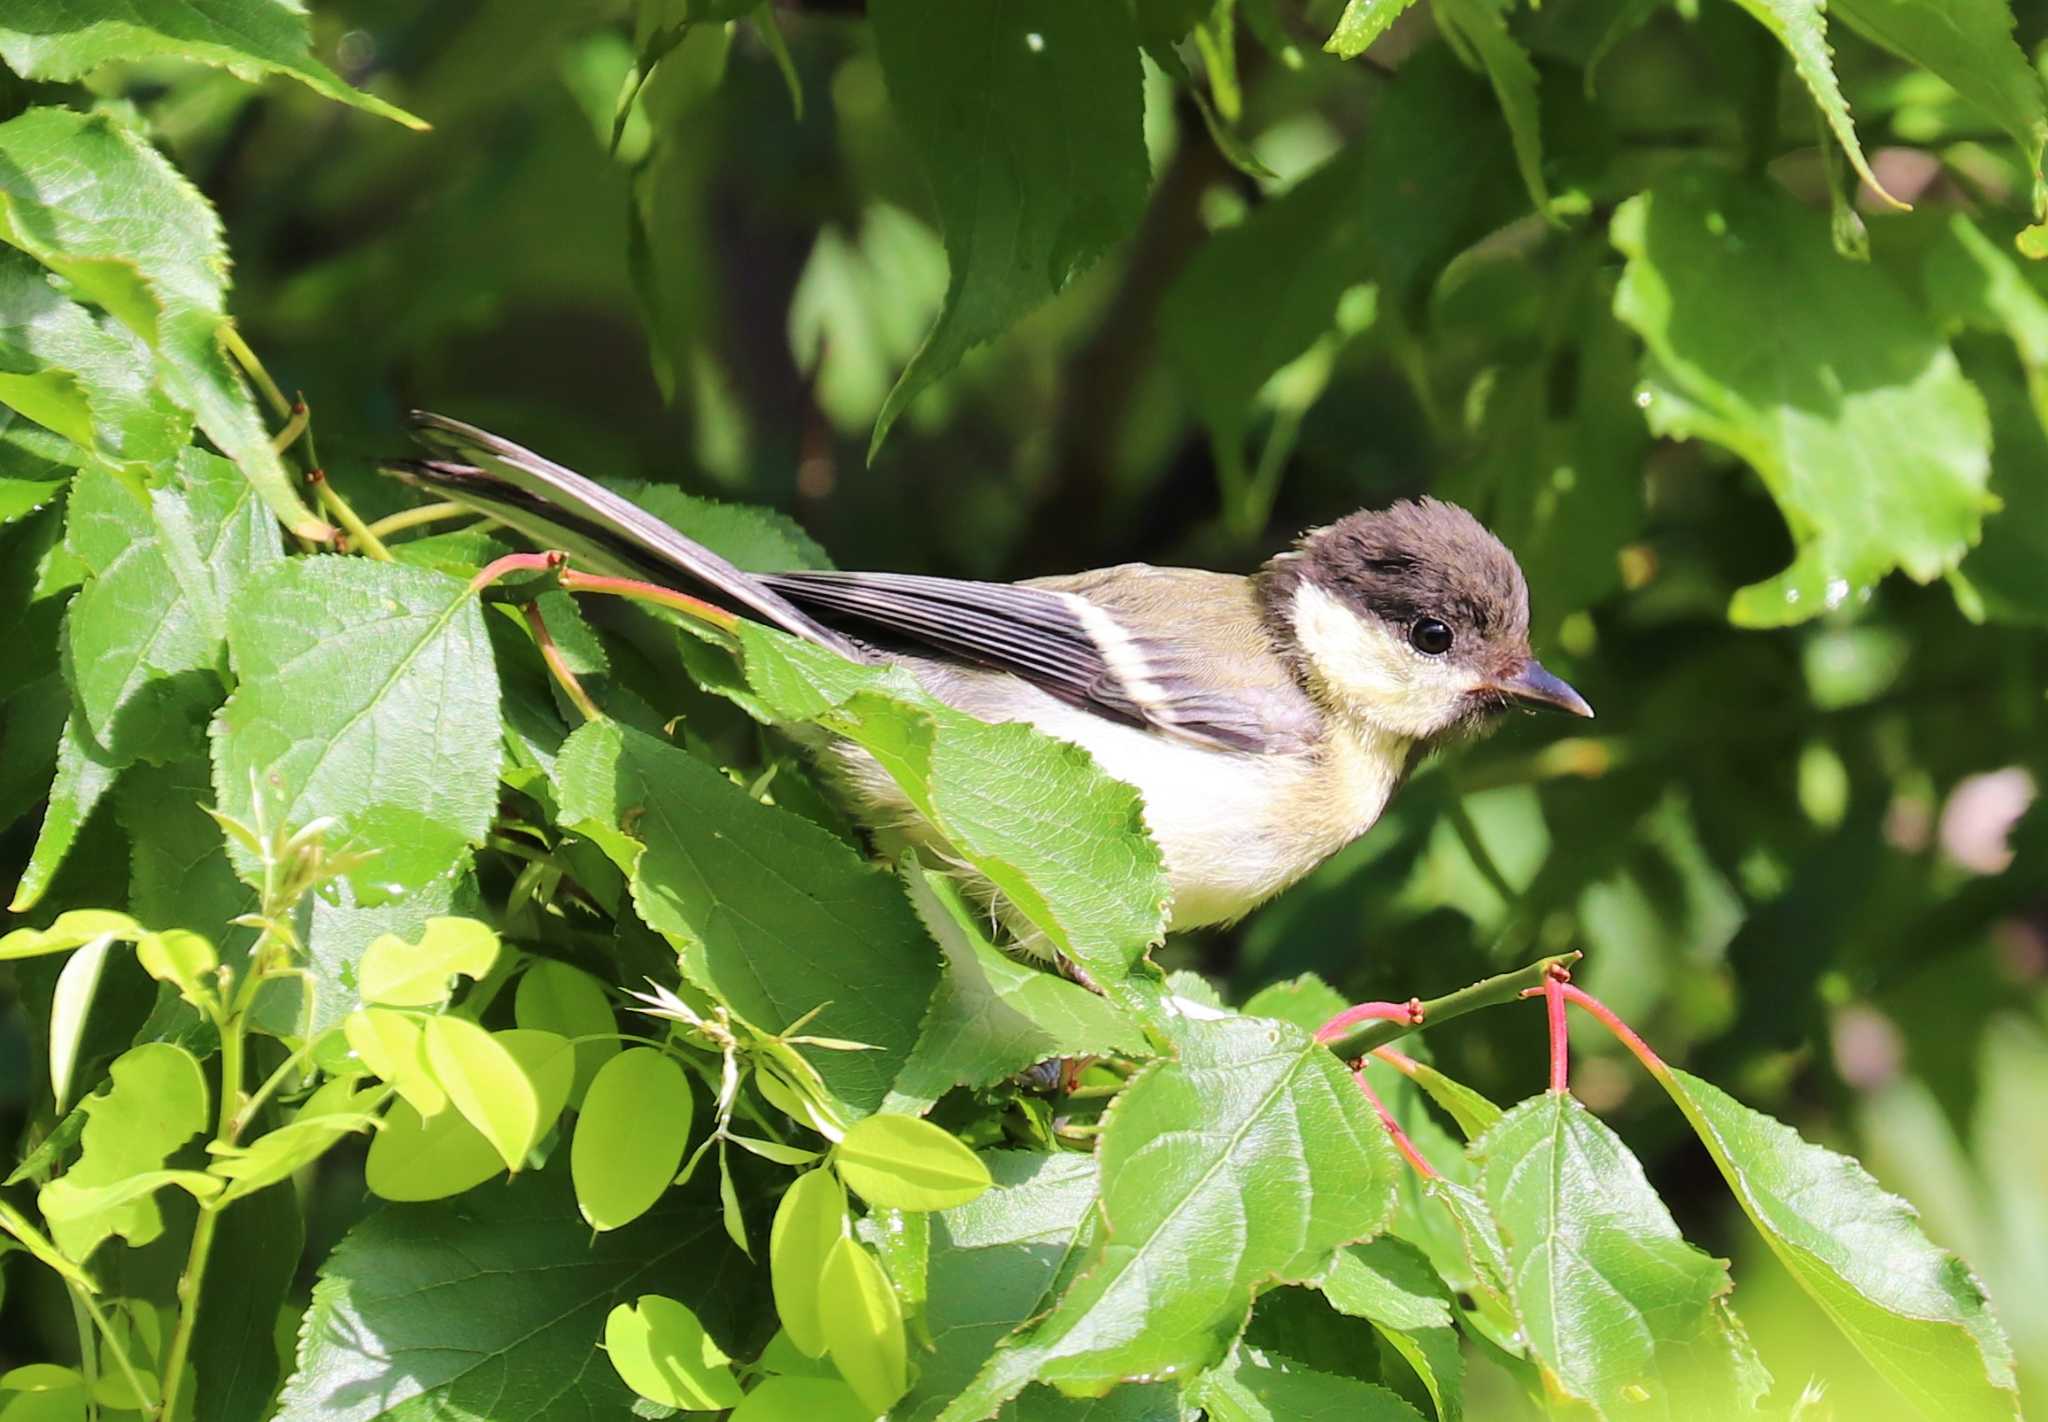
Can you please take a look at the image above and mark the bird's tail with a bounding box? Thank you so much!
[384,411,861,658]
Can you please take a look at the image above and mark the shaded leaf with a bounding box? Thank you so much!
[11,712,121,912]
[1322,1236,1465,1422]
[867,0,1149,454]
[514,958,620,1104]
[1197,1353,1426,1421]
[890,864,1147,1110]
[276,1165,762,1419]
[1725,0,1896,205]
[1435,0,1551,216]
[0,0,425,128]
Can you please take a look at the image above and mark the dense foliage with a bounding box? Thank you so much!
[0,0,2043,1419]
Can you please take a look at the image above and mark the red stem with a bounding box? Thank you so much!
[522,602,604,723]
[557,568,741,631]
[1559,983,1669,1076]
[1352,1069,1438,1180]
[1315,998,1424,1046]
[1545,969,1569,1094]
[469,550,564,594]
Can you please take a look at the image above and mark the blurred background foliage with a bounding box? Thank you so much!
[0,0,2044,1413]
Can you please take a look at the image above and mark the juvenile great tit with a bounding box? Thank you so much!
[389,413,1592,943]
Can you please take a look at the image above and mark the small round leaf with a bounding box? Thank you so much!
[832,1114,991,1211]
[769,1168,848,1358]
[357,915,500,1007]
[730,1375,873,1422]
[603,1294,743,1410]
[572,1048,693,1231]
[364,1098,504,1202]
[818,1235,908,1413]
[421,1017,540,1171]
[342,1009,445,1117]
[514,959,618,1104]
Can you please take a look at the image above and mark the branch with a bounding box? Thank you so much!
[1318,950,1582,1061]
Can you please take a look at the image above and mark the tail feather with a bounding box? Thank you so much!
[387,412,862,659]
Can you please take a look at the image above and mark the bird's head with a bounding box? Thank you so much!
[1266,497,1593,743]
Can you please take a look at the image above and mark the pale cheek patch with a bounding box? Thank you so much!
[1291,582,1478,739]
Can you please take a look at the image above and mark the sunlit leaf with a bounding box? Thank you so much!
[1613,168,1993,623]
[421,1017,542,1171]
[770,1167,849,1359]
[1197,1353,1426,1421]
[513,958,619,1104]
[819,1234,909,1413]
[572,1047,694,1230]
[38,1042,209,1260]
[356,915,500,1007]
[867,0,1149,454]
[833,1113,992,1212]
[604,1294,744,1410]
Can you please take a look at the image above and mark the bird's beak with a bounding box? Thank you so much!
[1495,661,1595,718]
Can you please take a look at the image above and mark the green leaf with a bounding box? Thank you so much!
[1473,1092,1770,1416]
[1434,0,1551,217]
[888,865,1149,1110]
[940,1017,1397,1417]
[1239,975,1348,1036]
[1402,1058,1503,1142]
[1197,1354,1426,1421]
[1656,1066,2019,1420]
[572,1047,694,1230]
[771,1167,850,1359]
[555,719,938,1116]
[615,478,835,572]
[355,916,500,1007]
[1321,1237,1464,1422]
[1612,168,1993,624]
[0,249,188,467]
[731,1376,874,1422]
[685,625,1170,1013]
[866,0,1149,455]
[1161,48,1520,443]
[343,1008,446,1118]
[213,558,500,898]
[604,1294,745,1410]
[1,5,428,125]
[0,907,140,959]
[819,1234,909,1413]
[277,1164,763,1419]
[514,958,620,1104]
[421,1017,543,1171]
[1324,0,1420,57]
[362,1097,502,1202]
[299,865,479,1036]
[11,712,121,912]
[66,451,282,764]
[788,206,950,437]
[896,1151,1099,1420]
[209,1110,375,1204]
[135,928,218,1011]
[1724,0,1898,206]
[1832,0,2046,202]
[0,109,325,538]
[187,1178,303,1422]
[37,1041,209,1260]
[833,1114,992,1212]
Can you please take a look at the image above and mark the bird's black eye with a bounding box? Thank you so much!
[1409,617,1453,655]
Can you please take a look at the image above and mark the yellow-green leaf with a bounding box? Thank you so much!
[342,1009,446,1117]
[572,1047,693,1231]
[363,1098,505,1202]
[514,958,619,1104]
[603,1294,744,1411]
[357,916,500,1007]
[770,1168,849,1358]
[818,1235,908,1413]
[832,1114,991,1212]
[421,1017,542,1171]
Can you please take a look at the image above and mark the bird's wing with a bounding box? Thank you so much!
[760,565,1323,755]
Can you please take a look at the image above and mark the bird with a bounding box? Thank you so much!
[387,412,1592,948]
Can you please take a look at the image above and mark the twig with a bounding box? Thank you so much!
[1353,1069,1438,1180]
[1314,998,1425,1045]
[1318,951,1582,1060]
[557,567,742,633]
[364,501,475,542]
[523,601,605,723]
